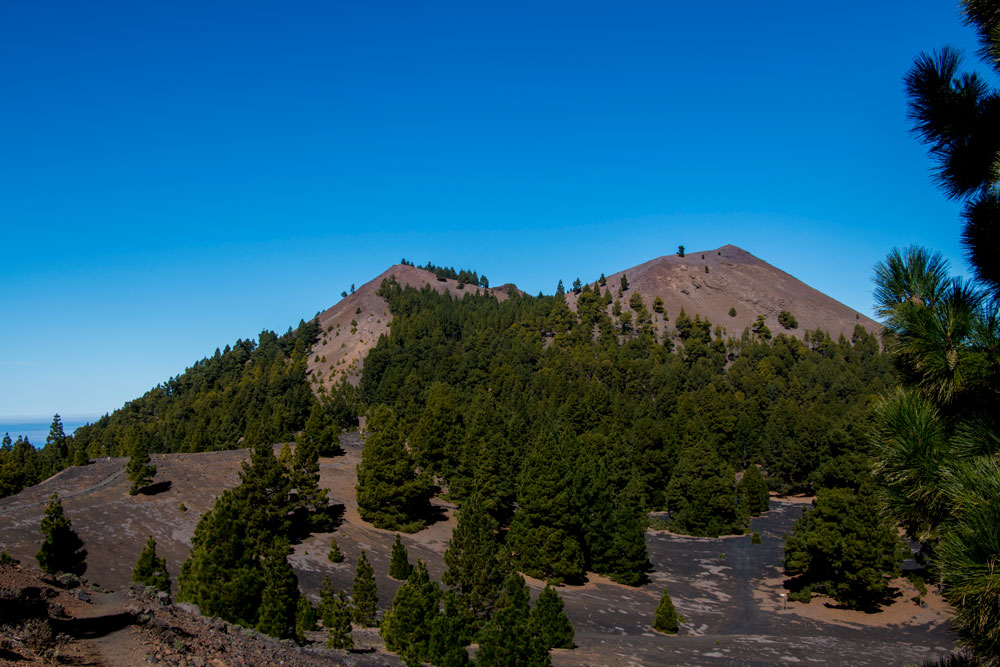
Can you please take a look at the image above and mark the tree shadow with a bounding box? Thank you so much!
[412,502,448,531]
[140,481,173,496]
[289,503,346,544]
[51,612,137,639]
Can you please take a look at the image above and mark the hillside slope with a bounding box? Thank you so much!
[566,244,879,341]
[306,265,517,391]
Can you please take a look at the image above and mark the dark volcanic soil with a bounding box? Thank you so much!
[0,435,958,666]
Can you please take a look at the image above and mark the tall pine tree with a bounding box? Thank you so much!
[507,428,585,584]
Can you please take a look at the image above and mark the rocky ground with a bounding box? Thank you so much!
[0,560,398,666]
[0,432,961,665]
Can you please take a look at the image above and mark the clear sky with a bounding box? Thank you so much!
[0,1,989,420]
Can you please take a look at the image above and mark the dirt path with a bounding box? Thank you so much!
[0,464,126,516]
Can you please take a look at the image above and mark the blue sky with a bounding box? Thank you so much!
[0,1,988,419]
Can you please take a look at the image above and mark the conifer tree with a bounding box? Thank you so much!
[381,560,441,665]
[477,572,550,666]
[654,588,679,633]
[442,496,508,622]
[318,574,336,622]
[507,429,585,584]
[601,482,652,586]
[620,273,629,291]
[389,534,413,580]
[409,382,464,478]
[356,406,435,532]
[256,539,300,639]
[46,414,68,465]
[352,550,379,626]
[783,484,907,610]
[294,595,317,644]
[237,438,296,543]
[177,491,263,626]
[72,442,89,467]
[132,535,170,592]
[428,590,473,666]
[35,494,86,576]
[530,585,574,649]
[328,537,345,563]
[126,435,156,495]
[325,589,354,650]
[665,444,744,537]
[737,465,770,516]
[300,400,343,457]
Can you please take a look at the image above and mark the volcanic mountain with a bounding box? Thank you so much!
[306,245,879,393]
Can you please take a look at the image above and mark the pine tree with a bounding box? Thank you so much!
[126,434,156,495]
[356,406,435,532]
[737,465,770,516]
[325,589,354,650]
[783,484,907,610]
[328,537,345,563]
[654,588,679,633]
[381,561,441,665]
[300,400,343,457]
[530,585,574,649]
[507,429,585,584]
[132,535,170,592]
[600,482,652,586]
[352,550,379,626]
[35,494,87,576]
[72,442,89,467]
[665,444,744,537]
[389,534,412,580]
[256,540,300,639]
[442,496,508,622]
[177,491,263,627]
[476,572,550,666]
[46,414,68,465]
[620,273,629,291]
[295,595,317,644]
[409,382,464,478]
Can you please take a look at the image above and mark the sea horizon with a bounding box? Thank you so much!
[0,415,103,446]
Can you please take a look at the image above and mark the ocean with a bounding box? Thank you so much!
[0,417,101,446]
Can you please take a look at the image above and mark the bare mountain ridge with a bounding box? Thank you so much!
[306,246,878,393]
